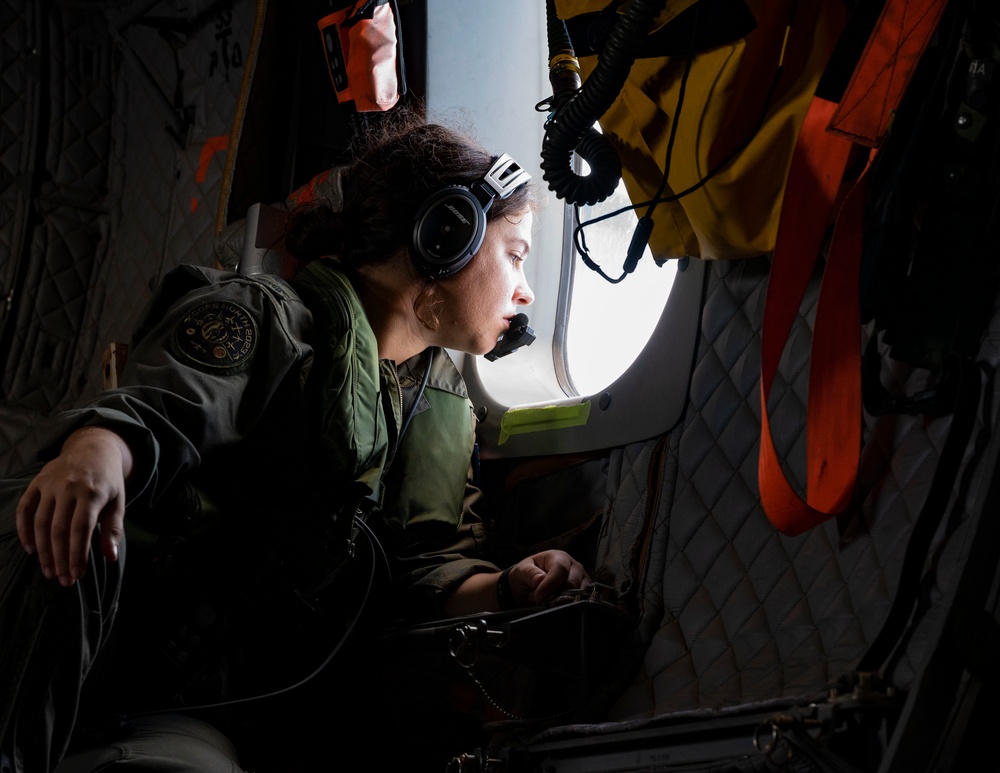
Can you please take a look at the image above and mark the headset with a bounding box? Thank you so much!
[410,153,531,279]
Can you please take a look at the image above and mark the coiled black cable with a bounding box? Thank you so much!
[540,0,668,206]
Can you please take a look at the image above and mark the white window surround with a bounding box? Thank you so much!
[462,259,705,458]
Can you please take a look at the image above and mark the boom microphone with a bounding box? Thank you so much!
[485,313,536,361]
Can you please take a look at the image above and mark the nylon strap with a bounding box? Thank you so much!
[828,0,951,147]
[759,96,865,534]
[759,0,947,535]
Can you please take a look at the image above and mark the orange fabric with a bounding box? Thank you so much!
[759,97,864,534]
[346,3,399,111]
[317,2,399,112]
[318,8,352,102]
[286,169,331,207]
[829,0,951,147]
[758,0,948,535]
[196,135,229,184]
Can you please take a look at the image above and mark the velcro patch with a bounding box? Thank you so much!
[172,300,258,372]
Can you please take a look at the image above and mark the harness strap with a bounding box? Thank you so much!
[759,105,867,532]
[758,0,948,534]
[828,0,951,148]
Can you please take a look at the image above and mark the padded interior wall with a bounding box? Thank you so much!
[483,254,1000,760]
[0,0,266,473]
[0,1,426,475]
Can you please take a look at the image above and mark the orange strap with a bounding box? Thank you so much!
[759,97,865,535]
[758,0,947,535]
[829,0,951,147]
[286,169,332,207]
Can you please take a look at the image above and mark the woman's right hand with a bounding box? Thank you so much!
[16,426,133,587]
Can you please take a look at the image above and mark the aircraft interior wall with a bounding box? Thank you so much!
[1,2,999,773]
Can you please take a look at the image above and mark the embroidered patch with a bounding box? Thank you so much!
[173,300,257,372]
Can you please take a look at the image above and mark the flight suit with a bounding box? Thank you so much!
[0,260,498,772]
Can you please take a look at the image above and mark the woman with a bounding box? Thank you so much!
[0,115,590,772]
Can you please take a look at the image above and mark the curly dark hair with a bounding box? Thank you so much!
[283,110,534,272]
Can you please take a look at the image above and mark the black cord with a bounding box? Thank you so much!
[575,3,701,281]
[124,351,434,719]
[126,515,385,717]
[575,1,796,281]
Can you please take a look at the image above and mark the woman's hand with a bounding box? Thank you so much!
[506,549,591,607]
[444,549,592,617]
[16,426,133,587]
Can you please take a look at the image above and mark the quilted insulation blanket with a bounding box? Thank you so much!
[518,254,1000,746]
[0,0,261,472]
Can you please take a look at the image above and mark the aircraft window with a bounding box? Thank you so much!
[425,0,699,456]
[559,178,678,397]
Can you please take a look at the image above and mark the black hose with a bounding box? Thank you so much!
[540,0,668,206]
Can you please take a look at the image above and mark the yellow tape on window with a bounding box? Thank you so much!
[498,402,592,445]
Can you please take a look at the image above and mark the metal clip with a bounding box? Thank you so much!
[753,716,793,764]
[448,620,510,671]
[449,622,482,670]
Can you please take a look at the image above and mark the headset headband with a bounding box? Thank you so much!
[481,153,532,202]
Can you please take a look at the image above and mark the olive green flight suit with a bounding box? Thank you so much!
[0,260,497,772]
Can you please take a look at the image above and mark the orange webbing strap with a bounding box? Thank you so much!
[759,97,865,535]
[286,169,333,207]
[758,0,948,535]
[828,0,951,148]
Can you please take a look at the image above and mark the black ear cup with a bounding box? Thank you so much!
[410,153,531,279]
[410,186,488,279]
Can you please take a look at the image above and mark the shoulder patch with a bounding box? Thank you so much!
[172,300,258,372]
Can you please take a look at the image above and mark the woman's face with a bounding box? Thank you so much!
[433,207,535,355]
